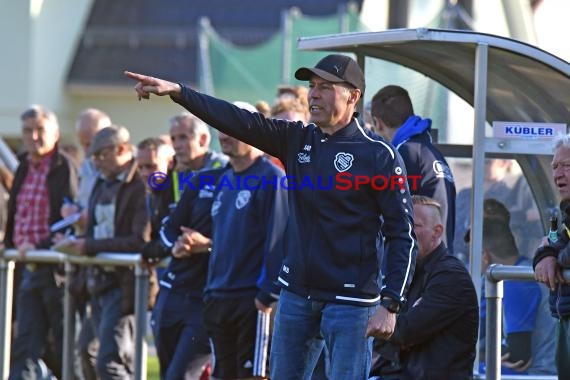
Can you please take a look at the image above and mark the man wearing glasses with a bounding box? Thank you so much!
[56,125,150,379]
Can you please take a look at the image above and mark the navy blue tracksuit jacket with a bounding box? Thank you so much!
[206,156,287,306]
[159,168,225,296]
[396,131,456,251]
[173,86,417,307]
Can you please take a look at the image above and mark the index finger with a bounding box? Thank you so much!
[124,71,145,81]
[547,271,558,290]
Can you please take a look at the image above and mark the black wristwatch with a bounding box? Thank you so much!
[380,297,401,314]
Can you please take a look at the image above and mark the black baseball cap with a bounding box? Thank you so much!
[295,54,365,93]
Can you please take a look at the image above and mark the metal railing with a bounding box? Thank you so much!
[0,255,560,380]
[0,249,150,380]
[483,264,561,380]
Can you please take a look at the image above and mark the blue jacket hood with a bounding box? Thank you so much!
[392,115,432,148]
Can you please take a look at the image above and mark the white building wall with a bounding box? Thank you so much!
[0,0,201,151]
[0,1,33,137]
[0,0,93,142]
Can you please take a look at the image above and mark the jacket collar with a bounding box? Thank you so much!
[18,146,68,173]
[417,242,448,273]
[98,158,138,185]
[317,114,363,140]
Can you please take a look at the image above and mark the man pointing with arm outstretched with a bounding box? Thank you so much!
[125,54,417,379]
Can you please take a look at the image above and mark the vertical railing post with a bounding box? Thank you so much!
[0,259,14,380]
[485,272,503,380]
[471,41,489,374]
[62,261,76,380]
[134,264,149,380]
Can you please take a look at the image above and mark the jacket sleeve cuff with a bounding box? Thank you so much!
[170,83,187,102]
[533,245,558,269]
[256,290,277,307]
[380,289,405,306]
[141,241,170,261]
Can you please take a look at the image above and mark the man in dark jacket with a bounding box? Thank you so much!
[0,164,12,241]
[149,166,225,379]
[55,125,150,379]
[125,54,417,379]
[169,112,228,202]
[136,137,175,247]
[5,105,78,379]
[371,85,456,251]
[137,128,226,379]
[197,101,287,379]
[61,107,112,380]
[371,195,478,380]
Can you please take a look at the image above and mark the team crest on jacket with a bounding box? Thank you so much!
[334,152,354,172]
[433,160,454,182]
[235,190,251,209]
[211,192,223,216]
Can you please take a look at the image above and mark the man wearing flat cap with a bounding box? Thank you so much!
[56,125,151,379]
[124,54,417,379]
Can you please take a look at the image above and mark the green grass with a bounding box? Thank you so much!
[147,355,160,380]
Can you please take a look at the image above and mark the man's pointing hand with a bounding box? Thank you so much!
[124,71,181,100]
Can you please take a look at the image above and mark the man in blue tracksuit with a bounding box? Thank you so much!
[147,167,225,379]
[125,53,417,379]
[203,108,288,379]
[371,85,456,252]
